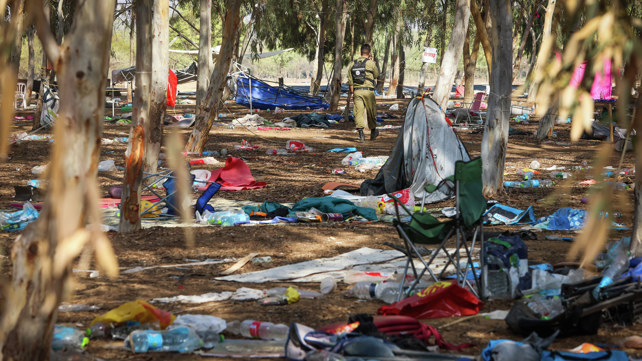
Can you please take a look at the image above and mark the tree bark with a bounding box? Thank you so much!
[481,0,512,197]
[386,10,402,98]
[417,31,432,94]
[527,0,556,103]
[26,25,35,108]
[463,29,481,103]
[185,0,242,153]
[9,0,25,74]
[364,0,377,45]
[197,0,212,115]
[439,0,448,62]
[144,0,169,174]
[2,0,117,358]
[33,4,49,130]
[120,0,154,233]
[631,91,642,256]
[432,0,470,110]
[328,0,347,111]
[470,0,492,79]
[311,0,329,96]
[376,33,391,94]
[127,9,135,104]
[396,43,405,99]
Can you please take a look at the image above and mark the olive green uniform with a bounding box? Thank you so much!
[347,56,379,130]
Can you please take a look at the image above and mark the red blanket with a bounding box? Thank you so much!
[207,157,266,191]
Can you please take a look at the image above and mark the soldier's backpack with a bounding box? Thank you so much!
[351,59,371,85]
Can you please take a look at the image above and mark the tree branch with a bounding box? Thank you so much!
[169,23,198,48]
[27,0,60,63]
[169,5,199,34]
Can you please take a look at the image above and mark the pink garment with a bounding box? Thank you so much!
[590,57,612,100]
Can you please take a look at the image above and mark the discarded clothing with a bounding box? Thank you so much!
[288,112,331,128]
[290,197,377,221]
[535,207,586,230]
[205,157,267,191]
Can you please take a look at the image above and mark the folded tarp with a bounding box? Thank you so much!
[484,204,536,225]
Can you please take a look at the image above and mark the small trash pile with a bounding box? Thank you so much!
[341,151,388,173]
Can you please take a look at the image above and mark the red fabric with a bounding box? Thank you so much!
[167,69,177,107]
[318,315,472,351]
[208,157,267,191]
[377,281,483,319]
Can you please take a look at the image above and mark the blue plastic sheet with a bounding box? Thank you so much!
[236,75,329,110]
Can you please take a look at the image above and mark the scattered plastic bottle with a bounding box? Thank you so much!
[27,179,40,188]
[52,325,89,351]
[593,248,630,299]
[125,326,202,353]
[526,296,564,320]
[549,172,571,179]
[504,180,554,188]
[264,287,320,300]
[208,209,249,226]
[343,281,404,304]
[225,320,289,340]
[517,170,535,180]
[265,148,289,155]
[88,321,147,340]
[320,277,337,294]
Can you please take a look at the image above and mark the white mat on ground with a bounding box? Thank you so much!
[215,247,405,283]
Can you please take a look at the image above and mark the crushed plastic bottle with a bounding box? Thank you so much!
[504,180,554,188]
[526,295,564,320]
[343,281,404,304]
[593,247,630,300]
[52,325,89,351]
[125,326,202,353]
[341,151,362,166]
[225,320,289,340]
[320,277,337,294]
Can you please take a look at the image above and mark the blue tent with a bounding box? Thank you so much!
[235,74,329,110]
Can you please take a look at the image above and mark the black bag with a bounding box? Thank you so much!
[505,299,601,337]
[351,59,369,85]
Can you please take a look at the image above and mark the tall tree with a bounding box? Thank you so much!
[311,0,329,96]
[328,0,347,111]
[470,0,492,79]
[185,0,241,153]
[375,33,391,94]
[364,0,377,45]
[417,31,432,94]
[432,0,470,110]
[1,0,118,359]
[196,0,211,115]
[145,0,169,173]
[128,8,135,104]
[396,42,405,99]
[527,0,556,103]
[463,28,481,103]
[481,0,512,197]
[386,8,402,98]
[25,25,35,108]
[120,0,154,233]
[8,0,26,74]
[512,0,542,81]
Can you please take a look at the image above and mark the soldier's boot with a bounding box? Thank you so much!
[357,128,366,143]
[370,128,379,141]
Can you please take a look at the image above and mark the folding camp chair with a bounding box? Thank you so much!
[455,92,486,124]
[388,157,487,300]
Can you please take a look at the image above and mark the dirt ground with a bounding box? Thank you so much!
[1,94,641,360]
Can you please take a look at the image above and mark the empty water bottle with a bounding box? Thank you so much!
[125,326,202,353]
[225,320,289,340]
[52,325,89,351]
[343,281,403,304]
[526,296,564,320]
[593,249,630,299]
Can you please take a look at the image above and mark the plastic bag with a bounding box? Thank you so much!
[378,189,414,215]
[0,201,39,231]
[341,151,362,166]
[91,300,175,329]
[377,281,483,319]
[98,160,117,172]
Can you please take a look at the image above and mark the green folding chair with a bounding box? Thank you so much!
[388,157,487,300]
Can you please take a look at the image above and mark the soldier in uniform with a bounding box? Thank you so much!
[347,44,380,142]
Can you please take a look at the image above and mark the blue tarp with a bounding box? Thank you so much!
[236,75,329,110]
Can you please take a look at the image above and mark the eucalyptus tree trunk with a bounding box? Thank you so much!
[145,0,169,173]
[396,44,405,99]
[631,93,642,256]
[2,0,117,359]
[26,25,35,108]
[127,9,135,104]
[186,0,241,153]
[417,32,432,94]
[9,0,25,74]
[481,0,512,197]
[197,0,212,114]
[386,10,402,98]
[120,0,153,233]
[33,4,49,130]
[470,0,492,80]
[328,0,347,111]
[439,0,448,62]
[311,0,329,96]
[432,0,470,110]
[528,0,556,103]
[376,34,391,94]
[463,30,480,103]
[364,0,377,45]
